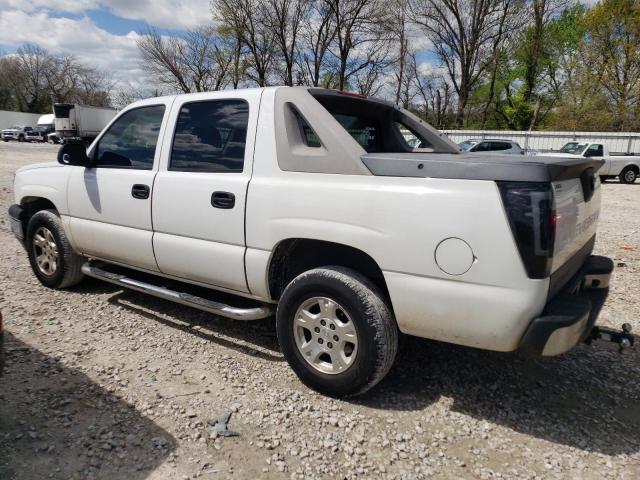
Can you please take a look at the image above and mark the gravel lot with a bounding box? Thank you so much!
[0,141,638,480]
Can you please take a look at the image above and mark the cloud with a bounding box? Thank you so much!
[0,0,212,29]
[0,0,98,13]
[0,9,146,88]
[105,0,212,30]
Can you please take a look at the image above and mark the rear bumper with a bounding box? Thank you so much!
[518,255,613,356]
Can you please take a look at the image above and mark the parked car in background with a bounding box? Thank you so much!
[459,139,524,154]
[2,125,33,142]
[539,142,640,184]
[53,103,118,144]
[25,114,55,142]
[9,87,633,397]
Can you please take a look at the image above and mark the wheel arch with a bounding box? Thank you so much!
[19,196,59,231]
[267,238,390,303]
[622,163,639,174]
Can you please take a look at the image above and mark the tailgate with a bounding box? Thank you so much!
[551,176,601,273]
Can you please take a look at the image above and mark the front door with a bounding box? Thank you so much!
[151,91,261,293]
[67,101,170,271]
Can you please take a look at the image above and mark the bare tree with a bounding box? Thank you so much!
[300,0,337,86]
[411,53,452,127]
[263,0,310,86]
[137,27,232,93]
[412,0,511,127]
[0,44,112,112]
[325,0,389,90]
[388,0,411,105]
[214,0,276,86]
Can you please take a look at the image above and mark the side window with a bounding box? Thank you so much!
[585,144,603,157]
[95,105,165,169]
[491,142,511,151]
[473,142,491,152]
[170,99,248,173]
[294,110,321,147]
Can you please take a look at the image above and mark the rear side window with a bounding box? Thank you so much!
[473,142,492,152]
[294,110,321,147]
[491,142,511,151]
[95,105,165,169]
[585,144,603,157]
[170,99,248,173]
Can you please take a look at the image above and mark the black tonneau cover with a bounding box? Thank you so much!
[361,153,604,182]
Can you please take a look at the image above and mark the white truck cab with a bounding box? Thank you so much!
[541,142,640,184]
[8,87,633,396]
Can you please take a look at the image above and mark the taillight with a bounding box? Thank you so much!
[497,181,556,278]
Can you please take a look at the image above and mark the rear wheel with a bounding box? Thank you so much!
[620,167,638,184]
[18,134,25,142]
[26,210,84,289]
[276,266,397,397]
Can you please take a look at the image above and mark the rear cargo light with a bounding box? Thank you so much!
[497,181,555,278]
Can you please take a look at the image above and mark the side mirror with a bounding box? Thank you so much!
[57,143,90,167]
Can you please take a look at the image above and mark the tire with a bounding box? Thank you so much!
[620,167,638,184]
[18,135,25,142]
[25,210,84,289]
[276,266,398,397]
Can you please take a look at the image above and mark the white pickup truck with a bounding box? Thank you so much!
[8,88,633,396]
[540,142,640,184]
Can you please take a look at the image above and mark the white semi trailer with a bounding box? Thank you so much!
[53,103,117,144]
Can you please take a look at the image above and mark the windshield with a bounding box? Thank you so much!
[459,140,478,151]
[560,142,587,154]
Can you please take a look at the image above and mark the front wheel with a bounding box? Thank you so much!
[276,266,398,397]
[620,167,638,184]
[26,210,84,289]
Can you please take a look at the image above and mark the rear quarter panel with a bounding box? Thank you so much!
[246,172,549,351]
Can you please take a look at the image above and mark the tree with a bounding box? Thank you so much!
[325,0,389,90]
[583,0,640,130]
[137,27,232,93]
[411,55,454,127]
[300,0,337,86]
[412,0,515,127]
[213,0,276,86]
[0,44,112,112]
[264,0,310,86]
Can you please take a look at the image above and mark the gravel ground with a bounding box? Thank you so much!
[0,141,639,480]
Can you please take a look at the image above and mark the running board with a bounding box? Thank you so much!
[81,263,274,321]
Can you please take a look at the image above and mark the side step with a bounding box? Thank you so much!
[81,263,274,321]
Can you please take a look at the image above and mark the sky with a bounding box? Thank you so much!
[0,0,212,89]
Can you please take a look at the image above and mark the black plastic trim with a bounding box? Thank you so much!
[7,204,25,244]
[519,255,613,356]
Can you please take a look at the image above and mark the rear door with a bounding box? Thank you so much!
[67,99,171,271]
[151,91,261,293]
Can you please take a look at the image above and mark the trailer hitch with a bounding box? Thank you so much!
[585,323,634,353]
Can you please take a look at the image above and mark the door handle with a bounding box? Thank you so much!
[211,191,235,209]
[131,184,150,199]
